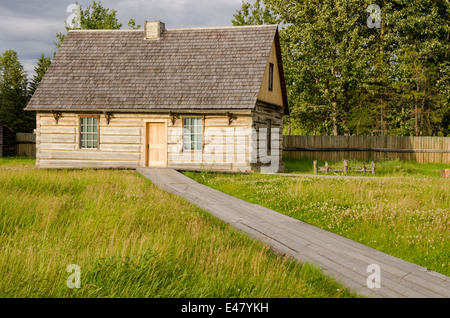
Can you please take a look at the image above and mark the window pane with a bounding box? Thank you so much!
[195,140,202,151]
[183,117,203,151]
[80,117,98,149]
[81,122,87,132]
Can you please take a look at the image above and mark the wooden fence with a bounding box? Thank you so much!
[6,133,450,164]
[283,135,450,164]
[15,133,36,158]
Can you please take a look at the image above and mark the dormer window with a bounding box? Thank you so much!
[268,63,274,91]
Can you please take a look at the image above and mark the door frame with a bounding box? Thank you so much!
[143,119,168,167]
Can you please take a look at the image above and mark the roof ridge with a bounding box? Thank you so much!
[168,24,278,31]
[67,24,278,33]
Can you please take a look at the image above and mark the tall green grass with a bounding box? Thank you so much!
[0,158,356,298]
[186,166,450,276]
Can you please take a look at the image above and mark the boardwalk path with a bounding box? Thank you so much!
[137,168,450,298]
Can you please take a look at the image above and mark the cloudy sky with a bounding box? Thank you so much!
[0,0,246,78]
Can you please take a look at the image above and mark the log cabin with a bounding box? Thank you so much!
[25,21,288,172]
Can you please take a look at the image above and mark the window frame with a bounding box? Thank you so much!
[182,117,204,152]
[268,62,274,92]
[79,115,100,149]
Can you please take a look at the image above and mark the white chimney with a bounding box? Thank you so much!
[144,21,165,40]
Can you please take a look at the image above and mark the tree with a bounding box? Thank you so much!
[232,0,277,26]
[232,0,450,136]
[0,50,33,132]
[54,1,139,53]
[29,53,51,97]
[260,0,377,135]
[388,0,449,136]
[127,18,141,30]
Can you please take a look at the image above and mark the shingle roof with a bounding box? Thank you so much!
[26,25,287,113]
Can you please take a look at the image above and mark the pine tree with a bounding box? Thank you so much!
[0,50,32,132]
[29,53,51,97]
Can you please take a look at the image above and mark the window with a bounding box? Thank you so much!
[80,116,98,149]
[183,117,202,151]
[268,63,274,91]
[267,119,272,154]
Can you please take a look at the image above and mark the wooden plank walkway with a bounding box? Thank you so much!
[137,167,450,298]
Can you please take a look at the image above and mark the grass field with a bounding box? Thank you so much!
[283,157,449,178]
[0,158,356,298]
[185,158,450,277]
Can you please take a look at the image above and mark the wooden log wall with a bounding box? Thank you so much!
[36,113,256,171]
[283,135,450,164]
[252,101,285,172]
[168,114,254,172]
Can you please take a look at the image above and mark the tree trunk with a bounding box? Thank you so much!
[332,99,338,136]
[415,83,420,136]
[415,99,419,136]
[330,68,338,136]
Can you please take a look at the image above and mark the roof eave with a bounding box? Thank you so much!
[25,108,254,115]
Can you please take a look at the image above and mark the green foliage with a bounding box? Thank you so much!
[127,18,141,30]
[53,1,139,53]
[78,0,122,30]
[28,53,51,97]
[232,0,278,25]
[0,50,33,132]
[233,0,450,136]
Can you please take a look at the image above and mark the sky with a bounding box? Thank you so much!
[0,0,246,79]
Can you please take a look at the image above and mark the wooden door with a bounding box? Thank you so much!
[146,122,167,167]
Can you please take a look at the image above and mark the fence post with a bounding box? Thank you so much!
[325,161,329,174]
[371,161,376,175]
[362,162,366,174]
[344,160,348,174]
[313,160,318,174]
